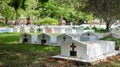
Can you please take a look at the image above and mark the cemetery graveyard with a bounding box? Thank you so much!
[2,0,120,66]
[0,25,120,66]
[18,27,120,65]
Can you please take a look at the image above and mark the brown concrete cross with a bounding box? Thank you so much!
[70,43,76,51]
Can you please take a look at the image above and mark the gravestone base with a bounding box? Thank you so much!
[52,51,120,65]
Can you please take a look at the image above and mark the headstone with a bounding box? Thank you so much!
[37,28,43,33]
[20,33,31,43]
[37,33,51,45]
[80,31,98,41]
[13,26,20,32]
[20,26,25,32]
[65,28,72,34]
[31,35,38,44]
[76,27,84,34]
[52,40,118,64]
[57,34,72,46]
[0,28,13,33]
[45,28,52,33]
[29,27,35,33]
[54,28,61,33]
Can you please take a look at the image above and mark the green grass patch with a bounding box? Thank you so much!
[0,33,20,43]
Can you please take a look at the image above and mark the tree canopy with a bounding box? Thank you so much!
[83,0,120,31]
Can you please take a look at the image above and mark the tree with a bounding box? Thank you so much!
[8,0,27,24]
[83,0,120,31]
[0,0,15,24]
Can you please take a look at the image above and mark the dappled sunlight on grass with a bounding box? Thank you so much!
[0,43,60,66]
[0,33,20,43]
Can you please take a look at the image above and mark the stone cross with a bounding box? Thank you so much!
[24,33,27,37]
[42,35,45,40]
[87,32,90,36]
[70,43,76,51]
[63,36,66,41]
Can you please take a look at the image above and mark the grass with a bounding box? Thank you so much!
[0,43,60,67]
[0,33,60,67]
[0,33,20,43]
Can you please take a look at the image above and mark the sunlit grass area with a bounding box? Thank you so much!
[0,33,20,43]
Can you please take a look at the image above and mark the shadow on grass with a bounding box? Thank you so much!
[0,43,60,67]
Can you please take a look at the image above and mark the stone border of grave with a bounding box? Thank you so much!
[52,51,120,65]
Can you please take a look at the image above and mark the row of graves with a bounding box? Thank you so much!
[0,27,13,33]
[20,31,119,65]
[6,25,84,34]
[1,25,96,34]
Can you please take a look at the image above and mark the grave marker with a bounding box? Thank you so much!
[20,33,31,43]
[45,28,52,33]
[38,33,51,45]
[52,40,119,65]
[70,43,76,56]
[80,31,98,41]
[57,34,72,46]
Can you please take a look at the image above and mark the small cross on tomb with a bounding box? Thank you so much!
[63,36,66,41]
[41,35,46,45]
[24,33,27,37]
[87,32,90,36]
[42,35,45,40]
[23,33,28,43]
[70,43,76,51]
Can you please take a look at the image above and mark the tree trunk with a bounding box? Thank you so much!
[105,18,111,32]
[26,17,31,25]
[14,10,18,25]
[5,17,8,24]
[106,22,110,31]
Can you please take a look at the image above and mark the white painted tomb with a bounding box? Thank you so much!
[57,34,72,46]
[65,28,72,34]
[37,33,51,45]
[76,27,84,34]
[52,40,119,64]
[31,35,38,44]
[20,33,32,44]
[80,31,98,41]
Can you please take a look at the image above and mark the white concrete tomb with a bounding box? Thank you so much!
[37,33,51,45]
[52,40,119,64]
[20,33,32,44]
[57,34,72,46]
[80,31,98,41]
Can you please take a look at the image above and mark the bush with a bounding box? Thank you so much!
[84,26,90,30]
[34,17,58,25]
[92,26,107,33]
[0,21,8,26]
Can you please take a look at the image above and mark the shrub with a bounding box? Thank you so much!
[34,17,58,25]
[84,26,90,30]
[91,26,107,33]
